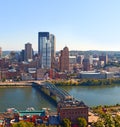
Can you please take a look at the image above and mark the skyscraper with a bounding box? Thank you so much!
[0,47,2,58]
[20,49,25,61]
[38,32,49,56]
[99,54,108,65]
[59,46,69,72]
[82,58,90,71]
[38,32,56,68]
[25,43,33,62]
[50,34,56,68]
[41,37,51,68]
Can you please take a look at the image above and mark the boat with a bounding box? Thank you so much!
[26,107,35,111]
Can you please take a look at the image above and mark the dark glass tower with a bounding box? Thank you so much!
[38,32,49,55]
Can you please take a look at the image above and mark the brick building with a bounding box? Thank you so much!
[59,47,69,72]
[57,99,88,124]
[0,58,10,69]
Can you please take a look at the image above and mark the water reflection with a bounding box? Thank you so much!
[1,85,120,112]
[0,87,56,112]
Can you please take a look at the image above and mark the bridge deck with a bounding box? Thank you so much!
[34,81,73,100]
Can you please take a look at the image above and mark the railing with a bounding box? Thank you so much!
[39,82,73,100]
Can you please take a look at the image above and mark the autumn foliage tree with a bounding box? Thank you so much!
[77,117,87,127]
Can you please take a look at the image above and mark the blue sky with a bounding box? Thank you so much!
[0,0,120,51]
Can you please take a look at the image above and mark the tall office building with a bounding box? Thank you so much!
[99,54,108,65]
[82,58,90,71]
[50,34,56,68]
[77,55,84,64]
[42,38,51,68]
[25,43,33,62]
[38,32,56,68]
[0,47,2,58]
[20,50,25,61]
[38,32,49,55]
[59,46,69,72]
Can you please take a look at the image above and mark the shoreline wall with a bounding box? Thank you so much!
[0,81,32,86]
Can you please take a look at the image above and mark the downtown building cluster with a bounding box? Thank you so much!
[0,32,70,81]
[0,32,88,126]
[1,32,120,126]
[0,32,118,81]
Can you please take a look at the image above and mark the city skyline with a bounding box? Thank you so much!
[1,0,120,51]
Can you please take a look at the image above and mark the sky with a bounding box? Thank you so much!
[0,0,120,51]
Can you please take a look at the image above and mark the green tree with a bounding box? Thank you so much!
[12,121,34,127]
[62,118,71,127]
[113,115,120,127]
[77,117,87,127]
[2,78,6,82]
[103,114,115,127]
[92,119,105,127]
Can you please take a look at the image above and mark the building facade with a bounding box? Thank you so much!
[99,55,108,65]
[50,34,56,68]
[82,58,91,71]
[24,43,33,62]
[57,99,88,124]
[38,32,49,56]
[38,32,56,69]
[20,50,25,61]
[78,71,114,79]
[0,47,2,58]
[59,47,69,72]
[77,55,84,64]
[41,38,51,68]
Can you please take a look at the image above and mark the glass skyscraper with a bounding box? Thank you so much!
[38,32,55,69]
[38,32,49,56]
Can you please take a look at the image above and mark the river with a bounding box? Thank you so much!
[58,85,120,106]
[0,84,120,112]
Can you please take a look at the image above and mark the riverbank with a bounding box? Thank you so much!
[0,81,32,87]
[1,78,120,87]
[51,78,120,86]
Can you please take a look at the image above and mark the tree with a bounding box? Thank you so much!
[12,121,34,127]
[62,118,71,127]
[113,115,120,127]
[103,114,115,127]
[77,117,87,127]
[2,78,6,82]
[92,119,105,127]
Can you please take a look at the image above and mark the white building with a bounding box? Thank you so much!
[69,56,76,64]
[78,71,114,79]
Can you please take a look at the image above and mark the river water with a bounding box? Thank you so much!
[0,85,120,112]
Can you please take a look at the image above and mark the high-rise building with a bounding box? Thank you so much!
[38,32,56,68]
[99,54,108,65]
[0,47,2,58]
[25,43,33,62]
[38,32,49,56]
[20,50,25,61]
[82,58,90,71]
[50,34,56,68]
[77,55,84,64]
[59,46,69,72]
[41,37,51,68]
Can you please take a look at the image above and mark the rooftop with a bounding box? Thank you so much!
[58,98,88,108]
